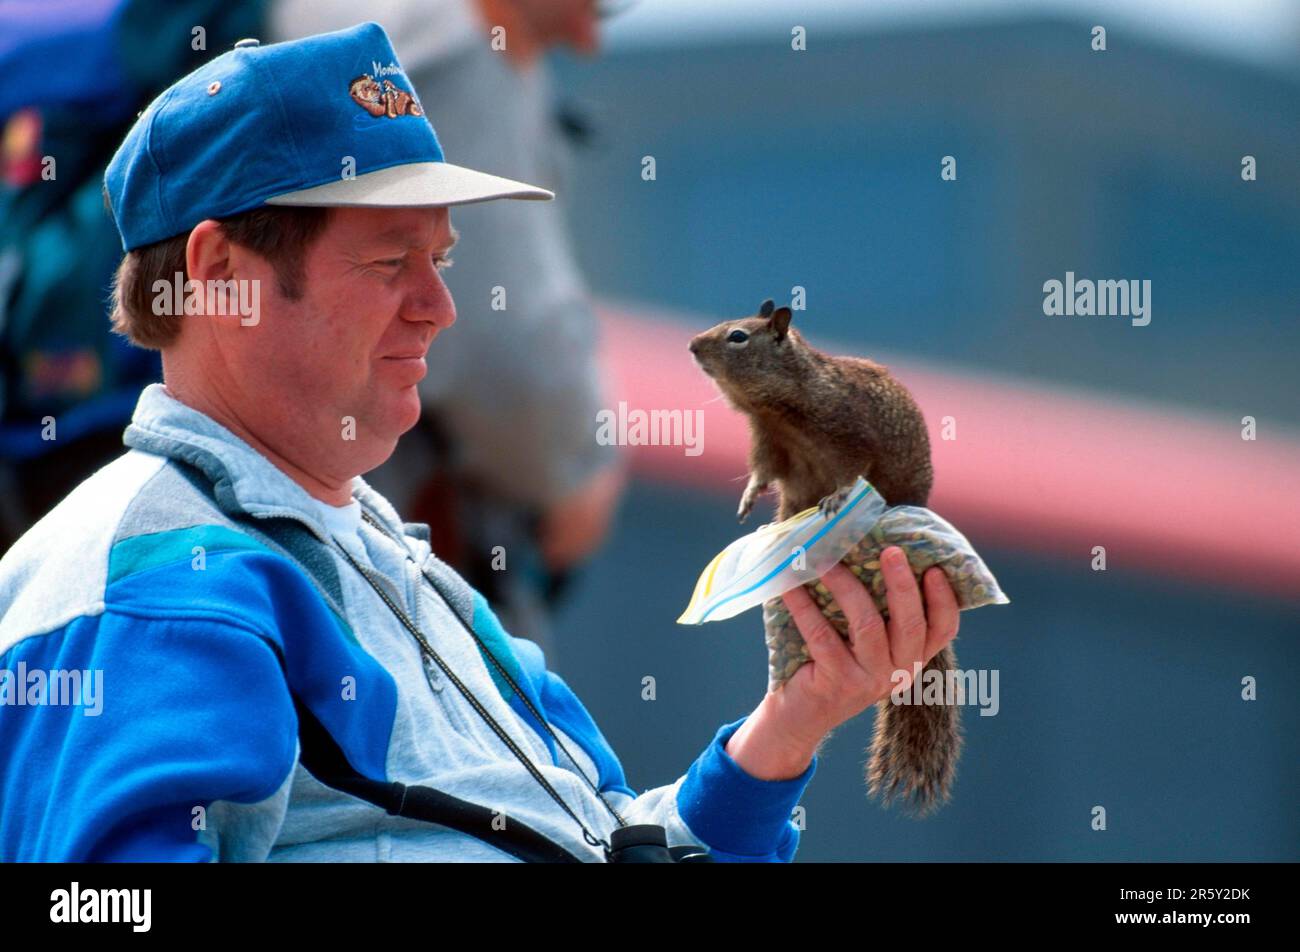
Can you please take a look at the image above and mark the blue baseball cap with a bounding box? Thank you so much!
[105,21,553,252]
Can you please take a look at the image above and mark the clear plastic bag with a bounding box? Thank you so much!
[679,476,1009,674]
[760,499,1010,686]
[678,478,887,624]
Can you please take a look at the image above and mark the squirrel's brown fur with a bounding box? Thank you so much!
[688,299,962,816]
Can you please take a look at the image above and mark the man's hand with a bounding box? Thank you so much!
[724,547,961,780]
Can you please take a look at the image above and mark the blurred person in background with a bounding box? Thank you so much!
[269,0,629,663]
[0,0,265,551]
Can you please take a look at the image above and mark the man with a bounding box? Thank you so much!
[0,23,960,862]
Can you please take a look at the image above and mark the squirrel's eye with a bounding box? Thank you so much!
[726,329,749,344]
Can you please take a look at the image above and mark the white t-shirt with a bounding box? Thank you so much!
[309,496,363,545]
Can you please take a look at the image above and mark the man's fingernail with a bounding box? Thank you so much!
[887,548,905,567]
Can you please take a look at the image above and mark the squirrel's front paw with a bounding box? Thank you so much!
[737,476,768,523]
[818,484,854,519]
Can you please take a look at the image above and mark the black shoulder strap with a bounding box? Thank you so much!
[290,689,583,863]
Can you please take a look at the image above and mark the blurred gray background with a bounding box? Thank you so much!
[527,2,1300,861]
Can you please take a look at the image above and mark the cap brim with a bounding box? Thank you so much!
[263,161,554,208]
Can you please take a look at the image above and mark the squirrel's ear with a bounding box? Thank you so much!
[770,306,792,341]
[758,299,775,318]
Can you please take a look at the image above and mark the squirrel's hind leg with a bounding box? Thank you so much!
[818,484,854,519]
[818,471,873,519]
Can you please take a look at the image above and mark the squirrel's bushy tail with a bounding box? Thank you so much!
[865,643,963,817]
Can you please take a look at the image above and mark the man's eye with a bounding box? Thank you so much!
[377,258,403,268]
[434,255,454,270]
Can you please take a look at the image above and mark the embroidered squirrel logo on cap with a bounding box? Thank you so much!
[349,75,424,119]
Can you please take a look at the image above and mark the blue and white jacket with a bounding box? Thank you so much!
[0,384,816,862]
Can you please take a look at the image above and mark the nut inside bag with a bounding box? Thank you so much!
[679,477,1009,685]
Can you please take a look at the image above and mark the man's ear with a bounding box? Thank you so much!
[186,220,252,321]
[770,305,792,341]
[186,219,233,285]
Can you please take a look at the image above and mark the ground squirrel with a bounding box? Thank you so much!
[688,298,961,816]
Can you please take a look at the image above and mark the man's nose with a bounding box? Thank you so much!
[405,268,456,330]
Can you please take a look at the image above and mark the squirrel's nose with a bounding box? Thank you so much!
[688,338,701,354]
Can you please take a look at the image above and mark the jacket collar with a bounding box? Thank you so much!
[122,383,410,546]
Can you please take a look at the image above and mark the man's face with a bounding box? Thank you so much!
[216,205,457,476]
